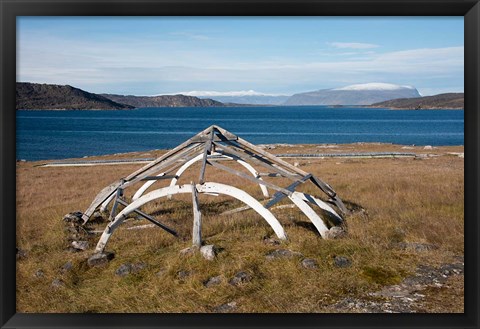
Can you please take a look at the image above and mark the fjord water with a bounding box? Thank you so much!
[16,106,464,161]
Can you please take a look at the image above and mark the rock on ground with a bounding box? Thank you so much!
[87,252,115,267]
[396,242,438,252]
[213,301,237,313]
[176,270,192,282]
[331,259,464,313]
[200,245,217,261]
[262,237,281,246]
[333,256,352,268]
[204,275,222,288]
[16,248,28,260]
[266,249,303,260]
[51,278,65,289]
[63,211,83,223]
[325,226,346,239]
[301,258,318,269]
[60,261,73,273]
[115,262,147,276]
[229,271,252,286]
[71,241,89,251]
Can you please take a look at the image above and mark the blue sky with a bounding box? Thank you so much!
[17,17,464,96]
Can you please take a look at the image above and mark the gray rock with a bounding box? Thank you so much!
[71,241,89,251]
[213,301,237,313]
[63,212,83,223]
[16,248,28,260]
[51,278,65,289]
[115,264,132,277]
[301,258,318,269]
[176,270,191,281]
[67,247,82,253]
[266,249,303,260]
[397,242,438,252]
[204,275,222,287]
[229,271,252,286]
[333,256,352,268]
[325,226,346,239]
[34,269,45,278]
[115,262,147,276]
[200,245,216,261]
[60,261,73,273]
[263,237,281,246]
[87,252,115,267]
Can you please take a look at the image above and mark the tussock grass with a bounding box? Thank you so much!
[16,144,464,312]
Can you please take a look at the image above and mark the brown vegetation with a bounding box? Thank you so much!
[16,143,464,313]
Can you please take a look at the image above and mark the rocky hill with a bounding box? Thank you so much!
[284,83,421,106]
[16,82,134,110]
[370,93,464,109]
[101,94,225,108]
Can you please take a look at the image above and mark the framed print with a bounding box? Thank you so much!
[1,0,479,328]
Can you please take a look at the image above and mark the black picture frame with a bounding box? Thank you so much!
[1,1,478,328]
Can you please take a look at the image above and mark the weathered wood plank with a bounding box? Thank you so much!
[199,128,214,184]
[208,160,292,196]
[122,144,205,189]
[213,142,300,180]
[82,180,122,223]
[108,187,124,222]
[116,198,177,236]
[236,136,310,176]
[264,174,312,209]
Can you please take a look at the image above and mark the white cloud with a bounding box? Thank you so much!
[329,42,380,49]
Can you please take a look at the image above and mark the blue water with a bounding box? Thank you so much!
[16,106,464,161]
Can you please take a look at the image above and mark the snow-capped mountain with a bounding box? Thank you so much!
[284,83,421,106]
[177,90,290,105]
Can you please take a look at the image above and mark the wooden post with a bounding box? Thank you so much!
[108,186,123,222]
[191,182,202,247]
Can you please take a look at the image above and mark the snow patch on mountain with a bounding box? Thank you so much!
[333,83,415,91]
[180,90,284,97]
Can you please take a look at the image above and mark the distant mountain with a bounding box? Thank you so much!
[101,94,225,108]
[284,83,422,106]
[178,90,289,105]
[16,82,134,110]
[369,93,464,109]
[199,95,290,105]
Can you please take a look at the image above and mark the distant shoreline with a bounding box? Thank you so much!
[18,142,465,163]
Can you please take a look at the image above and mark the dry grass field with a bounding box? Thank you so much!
[16,143,464,313]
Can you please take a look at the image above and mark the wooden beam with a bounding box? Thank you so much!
[115,198,178,237]
[208,160,292,196]
[265,174,312,209]
[213,142,300,181]
[122,144,205,189]
[124,125,220,181]
[140,175,176,181]
[82,180,122,223]
[236,136,310,176]
[199,127,215,184]
[108,186,124,222]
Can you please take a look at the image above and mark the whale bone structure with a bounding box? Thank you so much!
[81,125,349,254]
